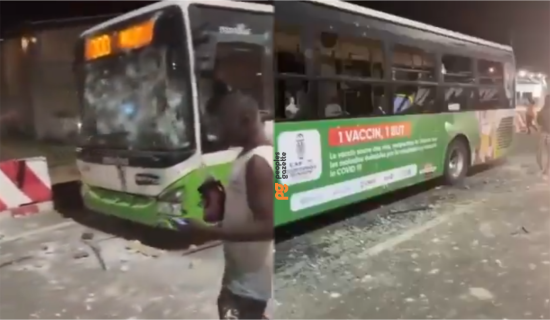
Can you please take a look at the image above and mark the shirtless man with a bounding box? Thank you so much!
[186,92,273,319]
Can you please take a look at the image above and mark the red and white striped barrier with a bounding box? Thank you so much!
[0,157,53,217]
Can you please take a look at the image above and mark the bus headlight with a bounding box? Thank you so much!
[157,189,183,215]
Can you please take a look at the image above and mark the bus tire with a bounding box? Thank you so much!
[443,138,469,185]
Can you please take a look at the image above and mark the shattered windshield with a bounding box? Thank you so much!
[78,7,194,151]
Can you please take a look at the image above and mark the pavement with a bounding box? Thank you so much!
[0,215,226,319]
[0,133,548,319]
[323,191,550,319]
[274,133,550,319]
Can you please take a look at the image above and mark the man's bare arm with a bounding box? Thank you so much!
[246,155,274,226]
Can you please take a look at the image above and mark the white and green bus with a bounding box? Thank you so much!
[75,0,515,228]
[272,0,515,225]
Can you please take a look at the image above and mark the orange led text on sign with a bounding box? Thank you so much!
[85,34,112,61]
[84,20,155,61]
[118,20,154,50]
[275,183,288,200]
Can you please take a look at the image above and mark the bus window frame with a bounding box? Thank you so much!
[273,0,516,120]
[274,23,317,122]
[281,2,394,120]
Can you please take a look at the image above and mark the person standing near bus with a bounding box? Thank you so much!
[525,97,538,134]
[184,92,274,319]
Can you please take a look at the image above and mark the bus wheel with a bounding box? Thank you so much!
[443,138,469,185]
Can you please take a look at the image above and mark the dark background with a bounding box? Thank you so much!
[1,1,548,72]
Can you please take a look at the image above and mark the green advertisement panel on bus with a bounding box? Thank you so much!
[274,110,514,226]
[80,107,513,228]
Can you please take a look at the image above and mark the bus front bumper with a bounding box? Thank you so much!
[81,184,165,228]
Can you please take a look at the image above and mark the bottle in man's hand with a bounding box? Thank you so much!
[198,176,226,223]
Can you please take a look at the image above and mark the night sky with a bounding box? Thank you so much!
[1,1,548,72]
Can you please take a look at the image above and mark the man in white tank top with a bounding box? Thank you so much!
[185,92,274,319]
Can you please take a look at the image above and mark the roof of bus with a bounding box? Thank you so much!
[80,0,273,37]
[80,0,512,53]
[308,0,513,52]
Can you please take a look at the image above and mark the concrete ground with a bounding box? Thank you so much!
[0,133,548,319]
[274,133,550,319]
[0,213,226,319]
